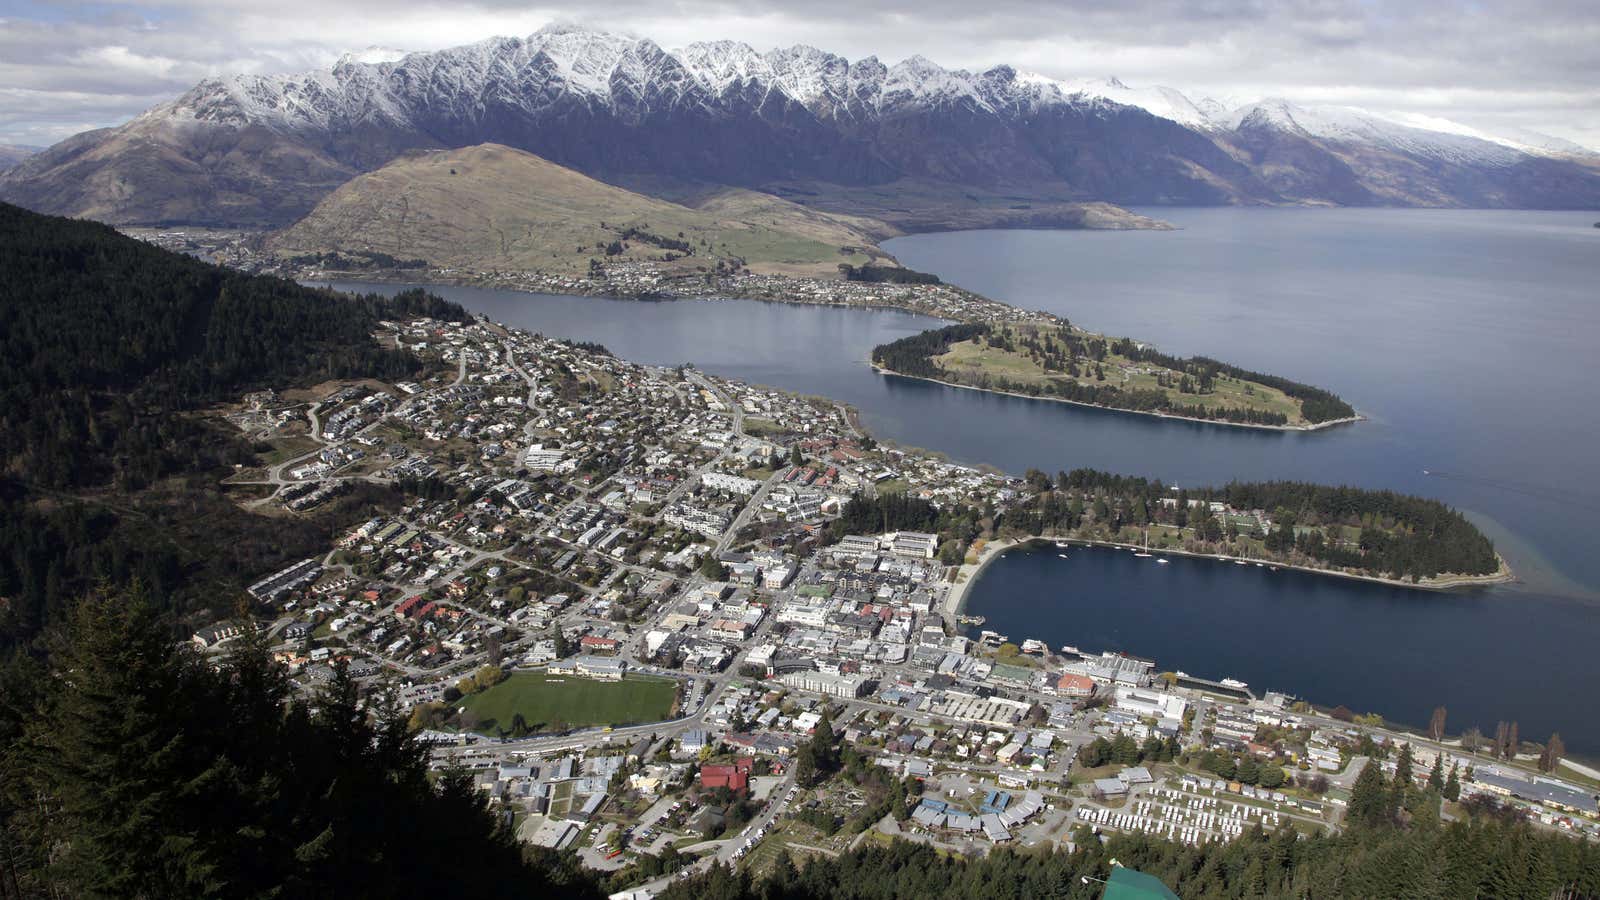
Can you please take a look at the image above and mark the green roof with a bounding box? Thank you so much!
[989,662,1035,684]
[1102,866,1181,900]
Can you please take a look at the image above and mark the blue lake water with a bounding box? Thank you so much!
[886,208,1600,600]
[329,207,1600,752]
[963,542,1599,749]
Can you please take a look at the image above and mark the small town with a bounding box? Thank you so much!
[7,4,1599,895]
[205,313,1600,897]
[124,228,1061,328]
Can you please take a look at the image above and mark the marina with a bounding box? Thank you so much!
[959,541,1600,751]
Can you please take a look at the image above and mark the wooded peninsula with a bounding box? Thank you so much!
[830,469,1506,587]
[1000,469,1506,586]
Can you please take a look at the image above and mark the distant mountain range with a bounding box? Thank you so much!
[4,25,1598,227]
[0,145,40,174]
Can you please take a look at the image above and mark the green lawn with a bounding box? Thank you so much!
[934,323,1307,424]
[741,822,844,877]
[874,478,911,495]
[548,780,577,817]
[459,671,676,734]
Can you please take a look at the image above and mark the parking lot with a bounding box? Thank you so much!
[1075,786,1286,845]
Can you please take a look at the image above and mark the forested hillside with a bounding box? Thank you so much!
[0,201,467,646]
[664,742,1599,898]
[661,802,1600,900]
[0,201,462,489]
[0,589,602,898]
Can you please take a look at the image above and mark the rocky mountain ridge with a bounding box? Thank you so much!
[5,24,1597,226]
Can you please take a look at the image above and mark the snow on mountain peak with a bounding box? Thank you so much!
[337,46,406,67]
[676,40,773,93]
[138,26,1587,164]
[526,25,643,95]
[761,45,850,107]
[1019,72,1223,129]
[1228,98,1531,165]
[880,55,992,111]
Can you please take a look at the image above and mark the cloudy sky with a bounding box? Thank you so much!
[2,0,1597,149]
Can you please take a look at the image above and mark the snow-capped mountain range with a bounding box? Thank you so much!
[5,24,1598,226]
[179,27,1589,164]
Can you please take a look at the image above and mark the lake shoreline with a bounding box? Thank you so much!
[312,270,1362,435]
[303,267,1019,327]
[954,537,1514,609]
[872,364,1364,433]
[943,537,1024,620]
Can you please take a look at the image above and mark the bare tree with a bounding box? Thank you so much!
[1540,733,1566,773]
[1461,726,1483,753]
[1507,721,1520,760]
[1494,721,1510,759]
[1428,706,1447,742]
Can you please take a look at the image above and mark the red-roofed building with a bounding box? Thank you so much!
[1056,673,1097,698]
[699,757,755,793]
[580,635,619,653]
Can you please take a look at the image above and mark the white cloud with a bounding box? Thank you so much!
[72,44,184,77]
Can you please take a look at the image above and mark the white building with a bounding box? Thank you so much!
[831,535,882,559]
[1114,686,1188,729]
[548,655,627,681]
[776,601,833,628]
[780,670,868,699]
[701,472,761,495]
[891,531,939,559]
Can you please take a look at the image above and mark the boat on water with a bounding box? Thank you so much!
[1133,527,1154,558]
[1220,677,1249,690]
[1055,542,1070,549]
[1234,559,1247,565]
[1157,558,1170,564]
[1057,553,1069,559]
[1255,562,1264,568]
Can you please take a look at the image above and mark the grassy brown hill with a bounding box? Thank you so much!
[266,144,897,278]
